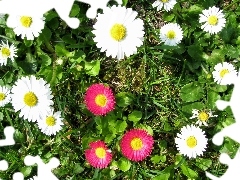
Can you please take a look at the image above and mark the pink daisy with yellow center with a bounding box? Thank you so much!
[85,140,112,169]
[120,129,154,162]
[84,83,115,116]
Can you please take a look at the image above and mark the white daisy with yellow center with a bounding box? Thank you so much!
[190,109,218,126]
[92,5,144,60]
[11,75,53,122]
[175,124,208,158]
[37,109,64,136]
[199,6,226,34]
[0,40,17,66]
[212,62,237,85]
[6,14,45,40]
[160,23,183,46]
[0,86,11,107]
[152,0,177,12]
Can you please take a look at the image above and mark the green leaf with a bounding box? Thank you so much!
[180,82,204,102]
[70,4,80,17]
[180,164,198,179]
[105,133,116,143]
[84,60,100,76]
[162,13,175,21]
[73,163,84,174]
[122,0,128,6]
[207,49,226,66]
[151,155,166,164]
[5,28,15,39]
[195,158,212,171]
[187,45,204,61]
[20,166,32,177]
[38,52,52,67]
[39,26,52,42]
[55,44,71,57]
[116,92,134,107]
[117,157,131,172]
[62,34,76,44]
[14,129,25,143]
[153,173,170,180]
[182,102,204,114]
[115,120,127,133]
[128,110,142,123]
[0,112,3,121]
[207,90,220,109]
[210,84,228,93]
[24,39,33,47]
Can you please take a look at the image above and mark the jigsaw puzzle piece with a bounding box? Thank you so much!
[24,155,60,179]
[206,148,240,180]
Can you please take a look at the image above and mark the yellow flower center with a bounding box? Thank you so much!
[46,116,56,126]
[198,112,209,122]
[1,47,10,57]
[166,30,176,39]
[23,92,38,107]
[219,69,229,78]
[0,93,6,101]
[95,147,106,158]
[208,15,218,25]
[161,0,169,2]
[20,16,32,28]
[95,94,107,107]
[130,138,143,150]
[110,24,126,41]
[186,136,197,148]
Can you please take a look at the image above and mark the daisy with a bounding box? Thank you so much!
[199,6,226,34]
[6,15,45,40]
[212,62,237,85]
[120,129,154,162]
[11,75,54,122]
[37,109,64,136]
[190,109,218,126]
[0,41,17,66]
[85,140,112,169]
[0,86,11,107]
[152,0,177,12]
[160,23,183,46]
[84,83,115,116]
[175,124,208,158]
[92,5,144,60]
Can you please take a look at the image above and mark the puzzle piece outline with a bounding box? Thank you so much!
[0,0,122,29]
[205,69,240,179]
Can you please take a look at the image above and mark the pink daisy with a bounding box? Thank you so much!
[120,129,154,162]
[85,140,112,169]
[84,83,115,116]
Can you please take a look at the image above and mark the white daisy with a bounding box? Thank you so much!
[159,23,183,46]
[212,62,237,85]
[152,0,177,12]
[175,124,208,158]
[11,75,53,122]
[0,41,17,66]
[199,6,226,34]
[0,86,11,107]
[6,15,45,40]
[190,109,218,126]
[92,5,144,60]
[37,109,64,136]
